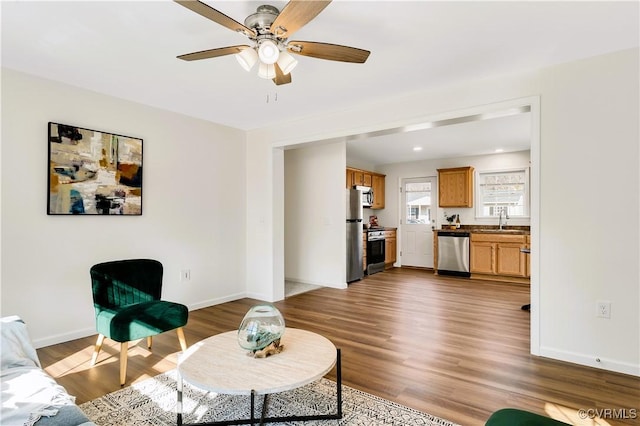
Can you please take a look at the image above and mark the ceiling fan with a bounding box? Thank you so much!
[174,0,370,85]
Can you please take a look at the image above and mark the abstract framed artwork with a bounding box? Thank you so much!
[48,122,143,215]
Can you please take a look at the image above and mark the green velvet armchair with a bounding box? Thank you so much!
[90,259,188,385]
[486,408,570,425]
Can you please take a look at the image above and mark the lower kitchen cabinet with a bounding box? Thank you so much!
[470,241,494,274]
[384,230,396,269]
[496,243,526,276]
[362,232,367,272]
[470,233,528,281]
[525,235,531,277]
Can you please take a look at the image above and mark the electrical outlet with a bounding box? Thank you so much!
[180,269,191,282]
[596,301,611,319]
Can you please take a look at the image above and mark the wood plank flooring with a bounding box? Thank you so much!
[37,268,640,425]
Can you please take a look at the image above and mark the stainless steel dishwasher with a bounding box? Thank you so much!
[437,231,470,277]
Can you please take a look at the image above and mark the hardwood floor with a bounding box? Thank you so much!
[37,268,639,425]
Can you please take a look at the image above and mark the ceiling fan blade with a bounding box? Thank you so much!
[177,45,250,61]
[174,0,256,38]
[287,41,370,63]
[273,63,292,86]
[271,1,332,38]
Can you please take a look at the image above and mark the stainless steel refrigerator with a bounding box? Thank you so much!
[346,188,364,282]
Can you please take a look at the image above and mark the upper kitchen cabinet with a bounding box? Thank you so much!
[371,174,385,209]
[346,167,386,209]
[346,168,354,188]
[346,168,372,188]
[438,166,474,207]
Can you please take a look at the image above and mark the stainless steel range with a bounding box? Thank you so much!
[366,230,385,275]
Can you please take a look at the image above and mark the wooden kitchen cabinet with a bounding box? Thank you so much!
[346,167,372,187]
[470,241,495,274]
[384,230,396,269]
[346,168,354,188]
[361,171,373,187]
[496,243,526,276]
[470,233,528,281]
[362,231,367,272]
[371,174,385,209]
[525,235,531,277]
[438,166,474,207]
[346,167,386,210]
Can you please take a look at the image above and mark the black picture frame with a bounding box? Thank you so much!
[47,122,143,215]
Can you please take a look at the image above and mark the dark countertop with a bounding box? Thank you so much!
[436,225,530,235]
[366,226,397,232]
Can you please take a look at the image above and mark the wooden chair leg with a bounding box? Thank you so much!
[90,334,105,366]
[176,327,188,352]
[147,336,152,350]
[120,341,128,386]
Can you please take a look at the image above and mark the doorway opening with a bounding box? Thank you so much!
[277,96,540,353]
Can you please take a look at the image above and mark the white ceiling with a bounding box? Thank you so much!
[2,1,638,165]
[346,110,532,166]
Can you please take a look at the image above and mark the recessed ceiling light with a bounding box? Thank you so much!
[495,148,504,153]
[413,147,423,152]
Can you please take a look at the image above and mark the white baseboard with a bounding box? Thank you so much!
[244,291,272,301]
[33,293,248,349]
[285,277,347,289]
[188,293,246,311]
[33,327,96,349]
[539,346,640,377]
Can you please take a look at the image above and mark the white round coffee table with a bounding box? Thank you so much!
[177,328,342,425]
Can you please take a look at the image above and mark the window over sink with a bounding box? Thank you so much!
[475,168,530,218]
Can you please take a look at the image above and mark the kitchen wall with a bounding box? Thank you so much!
[246,48,639,376]
[375,150,531,229]
[1,69,248,347]
[284,148,530,286]
[284,141,347,288]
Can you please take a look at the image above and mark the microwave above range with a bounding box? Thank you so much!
[353,185,373,207]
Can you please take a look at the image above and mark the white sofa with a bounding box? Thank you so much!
[1,316,96,426]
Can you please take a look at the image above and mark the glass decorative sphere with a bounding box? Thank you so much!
[237,304,285,351]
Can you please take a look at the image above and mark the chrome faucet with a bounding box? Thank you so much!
[498,208,509,230]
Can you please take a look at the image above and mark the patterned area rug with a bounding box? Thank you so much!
[80,370,459,425]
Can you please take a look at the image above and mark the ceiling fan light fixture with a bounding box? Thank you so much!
[236,48,258,71]
[258,39,279,64]
[258,62,276,79]
[276,50,298,75]
[174,0,370,86]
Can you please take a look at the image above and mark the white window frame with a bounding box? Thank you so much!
[475,167,530,219]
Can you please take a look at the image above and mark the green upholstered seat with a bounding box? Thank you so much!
[486,408,570,425]
[90,259,188,385]
[94,299,188,342]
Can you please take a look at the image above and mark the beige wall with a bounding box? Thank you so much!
[1,69,248,347]
[2,48,637,376]
[284,141,346,287]
[537,49,639,372]
[246,48,639,376]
